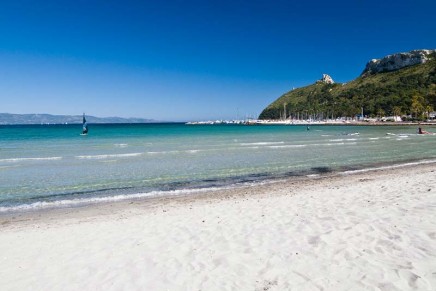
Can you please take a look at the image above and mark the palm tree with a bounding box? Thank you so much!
[392,106,402,121]
[425,105,434,120]
[376,108,385,120]
[411,94,425,119]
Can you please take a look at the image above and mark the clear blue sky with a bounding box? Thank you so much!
[1,0,435,121]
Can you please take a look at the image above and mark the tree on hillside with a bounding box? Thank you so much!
[376,108,385,119]
[392,106,402,118]
[425,105,434,119]
[411,94,425,119]
[427,84,436,108]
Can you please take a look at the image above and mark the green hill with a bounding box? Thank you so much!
[259,51,436,120]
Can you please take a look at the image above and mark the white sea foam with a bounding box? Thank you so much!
[76,153,143,160]
[147,150,180,155]
[329,138,357,142]
[147,149,204,155]
[267,145,306,149]
[240,141,285,146]
[312,142,345,147]
[186,150,200,153]
[341,159,436,175]
[314,142,356,146]
[306,174,320,178]
[0,157,62,163]
[114,144,128,148]
[0,178,281,213]
[369,137,380,140]
[0,186,236,213]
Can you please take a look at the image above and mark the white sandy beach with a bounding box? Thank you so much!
[1,164,436,290]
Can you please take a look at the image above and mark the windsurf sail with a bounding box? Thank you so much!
[82,113,88,135]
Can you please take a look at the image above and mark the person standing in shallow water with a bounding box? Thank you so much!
[418,125,431,134]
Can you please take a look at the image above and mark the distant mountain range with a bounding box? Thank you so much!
[0,113,157,125]
[259,49,436,120]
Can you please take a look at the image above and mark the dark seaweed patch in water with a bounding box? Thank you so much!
[283,171,293,176]
[202,178,220,183]
[247,172,270,178]
[311,167,332,173]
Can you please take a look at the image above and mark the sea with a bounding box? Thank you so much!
[1,123,435,212]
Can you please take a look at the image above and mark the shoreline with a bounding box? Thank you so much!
[187,120,436,126]
[1,160,435,227]
[1,161,435,289]
[2,157,436,217]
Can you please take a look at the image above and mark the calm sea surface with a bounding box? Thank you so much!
[1,123,435,211]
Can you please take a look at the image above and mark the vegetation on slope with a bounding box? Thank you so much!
[259,53,436,120]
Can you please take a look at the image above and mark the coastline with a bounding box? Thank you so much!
[186,119,436,126]
[2,157,436,215]
[1,162,435,290]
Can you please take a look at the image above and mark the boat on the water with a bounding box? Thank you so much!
[81,113,88,135]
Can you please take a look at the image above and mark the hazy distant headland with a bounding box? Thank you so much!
[0,113,157,125]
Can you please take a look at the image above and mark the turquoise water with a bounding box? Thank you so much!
[1,123,436,211]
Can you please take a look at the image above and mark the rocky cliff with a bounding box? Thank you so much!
[361,49,436,76]
[316,74,335,84]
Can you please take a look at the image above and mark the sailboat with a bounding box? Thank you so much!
[81,113,88,135]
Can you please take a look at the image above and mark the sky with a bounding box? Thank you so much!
[1,0,435,121]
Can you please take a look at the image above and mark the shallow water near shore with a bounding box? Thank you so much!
[1,123,436,212]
